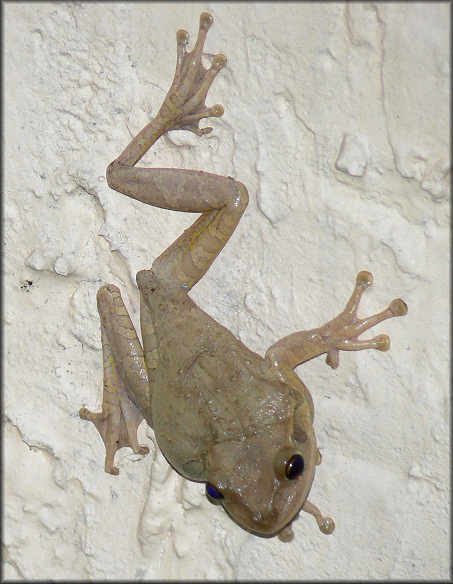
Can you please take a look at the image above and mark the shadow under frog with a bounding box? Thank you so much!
[79,13,407,542]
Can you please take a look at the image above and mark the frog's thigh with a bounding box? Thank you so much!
[108,165,248,290]
[79,284,151,475]
[152,172,248,289]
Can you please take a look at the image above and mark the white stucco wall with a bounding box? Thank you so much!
[4,2,450,580]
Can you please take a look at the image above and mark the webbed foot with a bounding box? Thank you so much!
[79,285,151,475]
[80,394,149,475]
[157,12,226,136]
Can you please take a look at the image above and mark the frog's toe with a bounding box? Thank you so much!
[190,12,214,62]
[375,334,390,351]
[79,406,90,420]
[178,122,212,136]
[302,500,335,535]
[318,516,335,535]
[192,126,213,136]
[79,406,106,422]
[211,103,224,117]
[179,104,224,132]
[389,298,408,317]
[277,524,294,542]
[326,348,340,369]
[198,55,227,95]
[177,28,189,46]
[199,11,214,32]
[212,53,227,70]
[106,464,120,476]
[173,29,190,82]
[356,270,373,289]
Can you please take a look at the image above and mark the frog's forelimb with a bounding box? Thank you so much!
[266,271,408,370]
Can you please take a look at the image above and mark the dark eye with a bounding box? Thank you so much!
[285,454,304,480]
[206,482,224,503]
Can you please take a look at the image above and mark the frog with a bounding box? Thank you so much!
[79,12,408,543]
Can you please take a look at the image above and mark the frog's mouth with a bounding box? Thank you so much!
[221,493,335,539]
[220,498,301,538]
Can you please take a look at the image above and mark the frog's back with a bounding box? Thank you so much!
[136,269,298,480]
[136,268,221,369]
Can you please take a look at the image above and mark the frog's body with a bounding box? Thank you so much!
[142,271,296,481]
[142,270,291,478]
[80,13,407,542]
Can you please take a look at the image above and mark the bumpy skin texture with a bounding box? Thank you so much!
[79,13,407,542]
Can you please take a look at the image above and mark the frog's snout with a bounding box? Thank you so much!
[222,500,288,537]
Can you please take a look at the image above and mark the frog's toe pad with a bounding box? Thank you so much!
[375,334,390,351]
[212,53,227,70]
[390,298,408,316]
[200,11,214,31]
[318,516,335,535]
[177,29,189,46]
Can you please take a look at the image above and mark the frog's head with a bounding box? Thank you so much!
[204,399,334,541]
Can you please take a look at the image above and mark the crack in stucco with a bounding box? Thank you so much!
[374,5,401,179]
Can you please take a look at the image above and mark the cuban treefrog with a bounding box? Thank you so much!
[79,12,407,542]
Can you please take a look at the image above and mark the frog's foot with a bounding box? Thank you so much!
[80,389,149,475]
[323,271,408,369]
[157,12,227,135]
[79,303,150,475]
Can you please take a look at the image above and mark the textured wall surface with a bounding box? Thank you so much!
[4,2,450,580]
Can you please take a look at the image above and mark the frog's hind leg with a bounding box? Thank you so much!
[108,168,248,291]
[105,11,248,291]
[151,172,249,290]
[79,284,151,474]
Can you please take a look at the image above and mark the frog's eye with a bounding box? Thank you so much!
[285,453,305,480]
[206,482,224,504]
[274,448,305,481]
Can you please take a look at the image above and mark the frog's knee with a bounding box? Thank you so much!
[228,180,248,217]
[106,160,128,193]
[136,269,159,292]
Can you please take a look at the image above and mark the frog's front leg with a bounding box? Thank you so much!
[266,271,406,535]
[79,285,151,475]
[266,271,408,371]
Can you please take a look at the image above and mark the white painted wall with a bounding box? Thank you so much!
[4,2,449,579]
